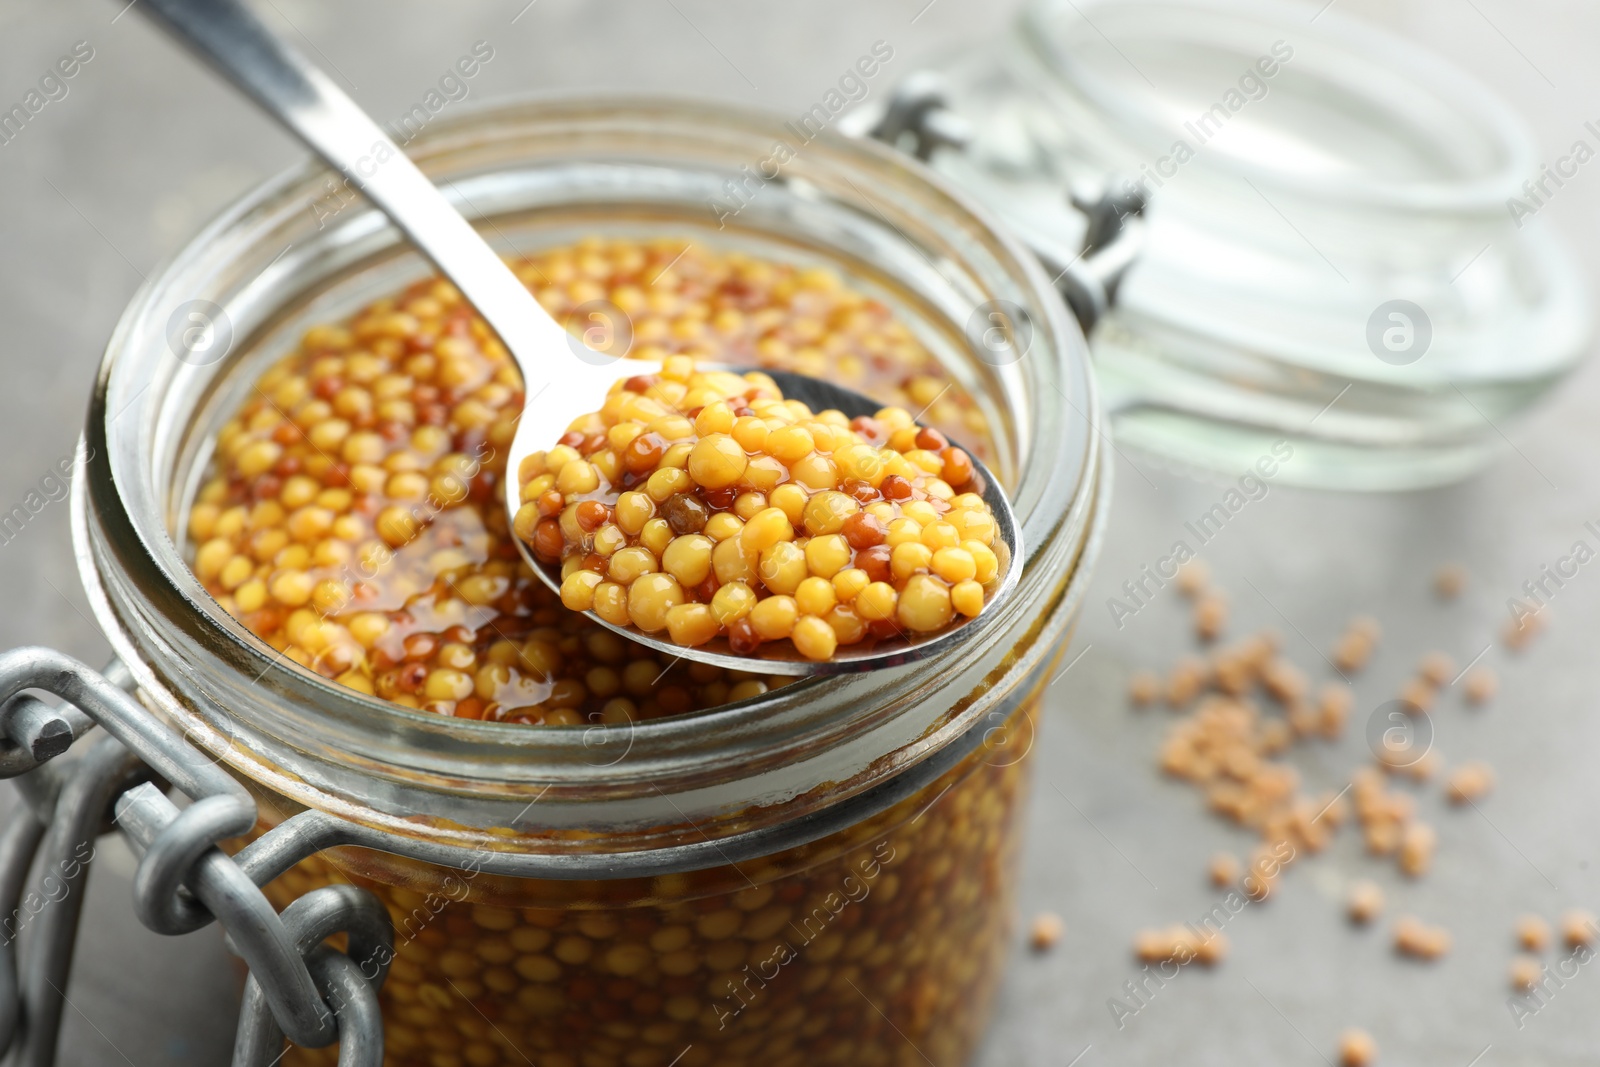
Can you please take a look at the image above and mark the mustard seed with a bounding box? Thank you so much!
[1398,822,1436,878]
[1433,563,1466,599]
[1515,914,1551,952]
[1393,915,1450,960]
[1338,1028,1377,1067]
[1128,670,1160,706]
[1346,880,1384,925]
[1503,610,1546,651]
[194,236,989,723]
[1029,912,1065,951]
[1417,651,1454,687]
[1510,955,1543,993]
[1397,678,1434,714]
[519,355,1002,660]
[1444,761,1494,805]
[1333,631,1373,673]
[1195,594,1227,642]
[1209,852,1242,888]
[1175,559,1209,598]
[1317,684,1352,740]
[1463,666,1497,704]
[1561,909,1598,949]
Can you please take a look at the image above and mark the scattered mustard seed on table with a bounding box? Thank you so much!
[1332,616,1381,673]
[1175,559,1210,598]
[1445,761,1495,805]
[1128,669,1161,706]
[1398,822,1436,878]
[1133,925,1227,967]
[1433,563,1466,599]
[1029,912,1065,951]
[1338,1028,1378,1067]
[1561,909,1598,949]
[1195,593,1228,642]
[1346,880,1384,925]
[1417,651,1455,687]
[1393,915,1451,960]
[1510,955,1544,993]
[1463,665,1498,704]
[1209,852,1242,888]
[1516,914,1551,952]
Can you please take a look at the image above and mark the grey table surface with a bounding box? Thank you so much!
[3,0,1599,1064]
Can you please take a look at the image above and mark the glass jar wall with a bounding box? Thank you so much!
[72,99,1106,1063]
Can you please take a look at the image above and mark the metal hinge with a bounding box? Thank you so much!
[857,74,1147,335]
[0,647,391,1067]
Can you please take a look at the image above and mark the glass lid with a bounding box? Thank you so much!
[870,0,1593,490]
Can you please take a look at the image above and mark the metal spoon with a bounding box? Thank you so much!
[131,0,1022,675]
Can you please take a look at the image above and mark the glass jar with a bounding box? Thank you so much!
[857,0,1594,490]
[72,98,1105,1065]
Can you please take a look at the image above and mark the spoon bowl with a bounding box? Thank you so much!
[505,363,1021,675]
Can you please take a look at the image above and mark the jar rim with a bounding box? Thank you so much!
[77,94,1101,856]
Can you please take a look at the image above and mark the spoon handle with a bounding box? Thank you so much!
[132,0,569,369]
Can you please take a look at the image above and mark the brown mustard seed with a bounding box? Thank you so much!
[525,356,1004,660]
[1338,1028,1378,1067]
[1314,788,1350,828]
[1211,647,1255,696]
[1262,657,1308,704]
[1401,749,1440,783]
[1128,669,1161,706]
[1333,631,1374,673]
[1503,610,1546,651]
[1346,880,1384,925]
[1510,955,1544,993]
[1434,563,1467,599]
[1317,684,1352,739]
[1195,594,1228,642]
[1193,930,1229,966]
[1444,761,1494,805]
[1516,914,1551,952]
[1132,925,1224,967]
[1209,852,1242,888]
[660,491,709,535]
[1133,928,1171,963]
[1175,559,1210,599]
[1397,677,1434,714]
[1561,909,1598,949]
[1417,651,1455,687]
[1398,822,1436,878]
[1393,915,1451,960]
[1029,912,1065,951]
[1463,666,1498,704]
[195,237,996,725]
[1287,699,1319,738]
[1166,656,1209,707]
